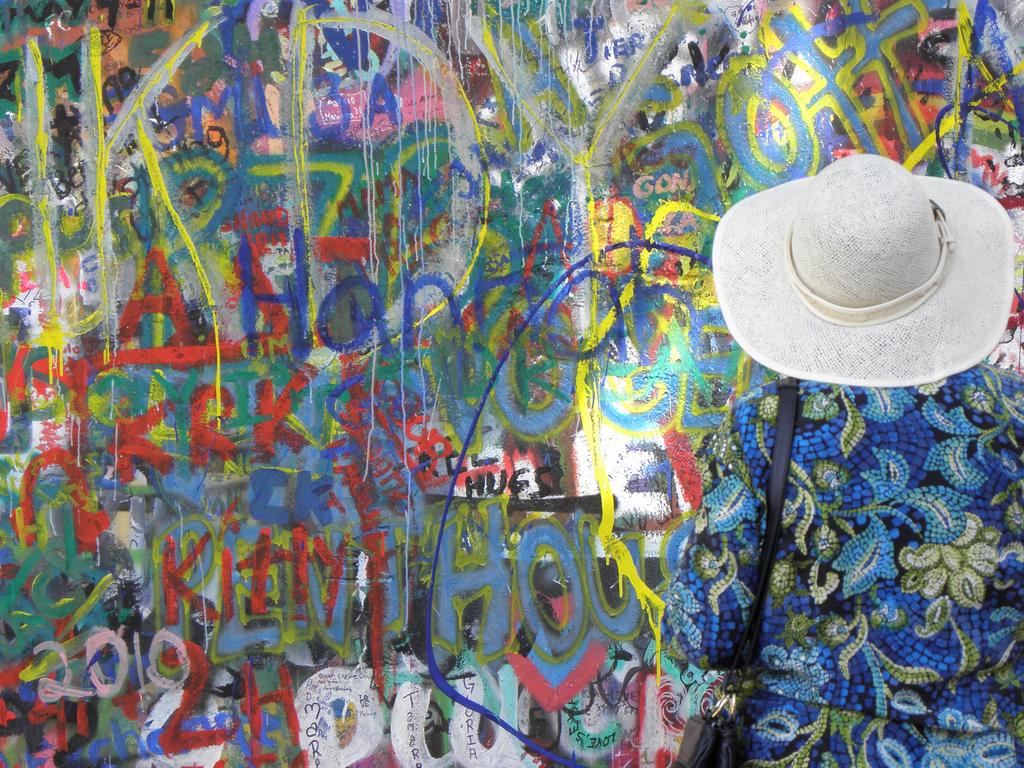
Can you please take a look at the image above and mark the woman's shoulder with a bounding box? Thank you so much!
[732,364,1024,415]
[726,363,1024,466]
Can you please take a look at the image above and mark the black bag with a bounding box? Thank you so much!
[672,378,800,768]
[673,711,740,768]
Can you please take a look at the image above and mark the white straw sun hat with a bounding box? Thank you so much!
[711,153,1017,387]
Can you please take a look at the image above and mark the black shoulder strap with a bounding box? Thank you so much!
[726,376,800,674]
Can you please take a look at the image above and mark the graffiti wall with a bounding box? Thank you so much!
[0,0,1021,764]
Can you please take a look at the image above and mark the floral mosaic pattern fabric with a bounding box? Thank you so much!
[662,363,1024,765]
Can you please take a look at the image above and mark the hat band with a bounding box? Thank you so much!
[783,200,955,328]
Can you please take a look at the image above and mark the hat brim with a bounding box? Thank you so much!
[711,175,1016,387]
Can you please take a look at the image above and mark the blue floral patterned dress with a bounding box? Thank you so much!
[662,363,1024,767]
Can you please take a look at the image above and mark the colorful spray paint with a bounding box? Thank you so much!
[0,0,1021,764]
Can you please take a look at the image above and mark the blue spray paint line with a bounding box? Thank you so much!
[424,237,715,765]
[935,103,956,179]
[424,253,591,768]
[543,269,628,359]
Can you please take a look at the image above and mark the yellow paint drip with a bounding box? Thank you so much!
[574,358,666,670]
[27,39,46,181]
[562,1,717,669]
[289,7,319,345]
[37,323,65,379]
[89,26,112,364]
